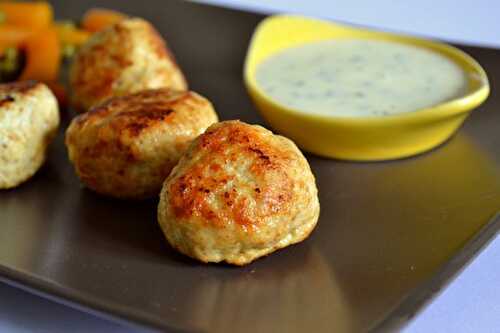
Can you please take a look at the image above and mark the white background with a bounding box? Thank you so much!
[194,0,500,47]
[1,0,499,332]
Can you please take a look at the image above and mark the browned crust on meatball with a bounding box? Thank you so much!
[0,81,44,108]
[71,25,132,106]
[72,89,193,136]
[65,88,218,199]
[159,120,320,265]
[0,80,39,94]
[169,121,297,229]
[70,18,187,111]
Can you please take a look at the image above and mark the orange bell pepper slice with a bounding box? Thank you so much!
[0,2,53,29]
[0,25,38,46]
[19,28,61,82]
[81,8,127,33]
[55,23,90,46]
[0,25,39,59]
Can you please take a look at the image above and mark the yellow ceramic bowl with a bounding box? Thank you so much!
[244,15,490,161]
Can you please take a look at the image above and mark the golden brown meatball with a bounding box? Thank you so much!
[65,89,218,199]
[158,120,320,265]
[70,18,187,112]
[0,81,59,189]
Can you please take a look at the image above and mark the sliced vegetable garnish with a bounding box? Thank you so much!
[81,8,127,33]
[0,2,53,29]
[55,21,90,46]
[0,25,38,46]
[0,4,129,102]
[19,28,61,82]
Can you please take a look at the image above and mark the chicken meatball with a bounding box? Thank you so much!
[158,120,320,265]
[0,81,59,189]
[65,89,218,199]
[70,18,187,111]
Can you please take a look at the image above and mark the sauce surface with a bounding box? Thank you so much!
[255,39,467,117]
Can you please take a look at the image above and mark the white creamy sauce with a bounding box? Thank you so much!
[255,39,467,117]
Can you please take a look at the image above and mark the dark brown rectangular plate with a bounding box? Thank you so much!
[1,1,499,332]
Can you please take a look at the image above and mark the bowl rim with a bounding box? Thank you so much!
[243,14,490,125]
